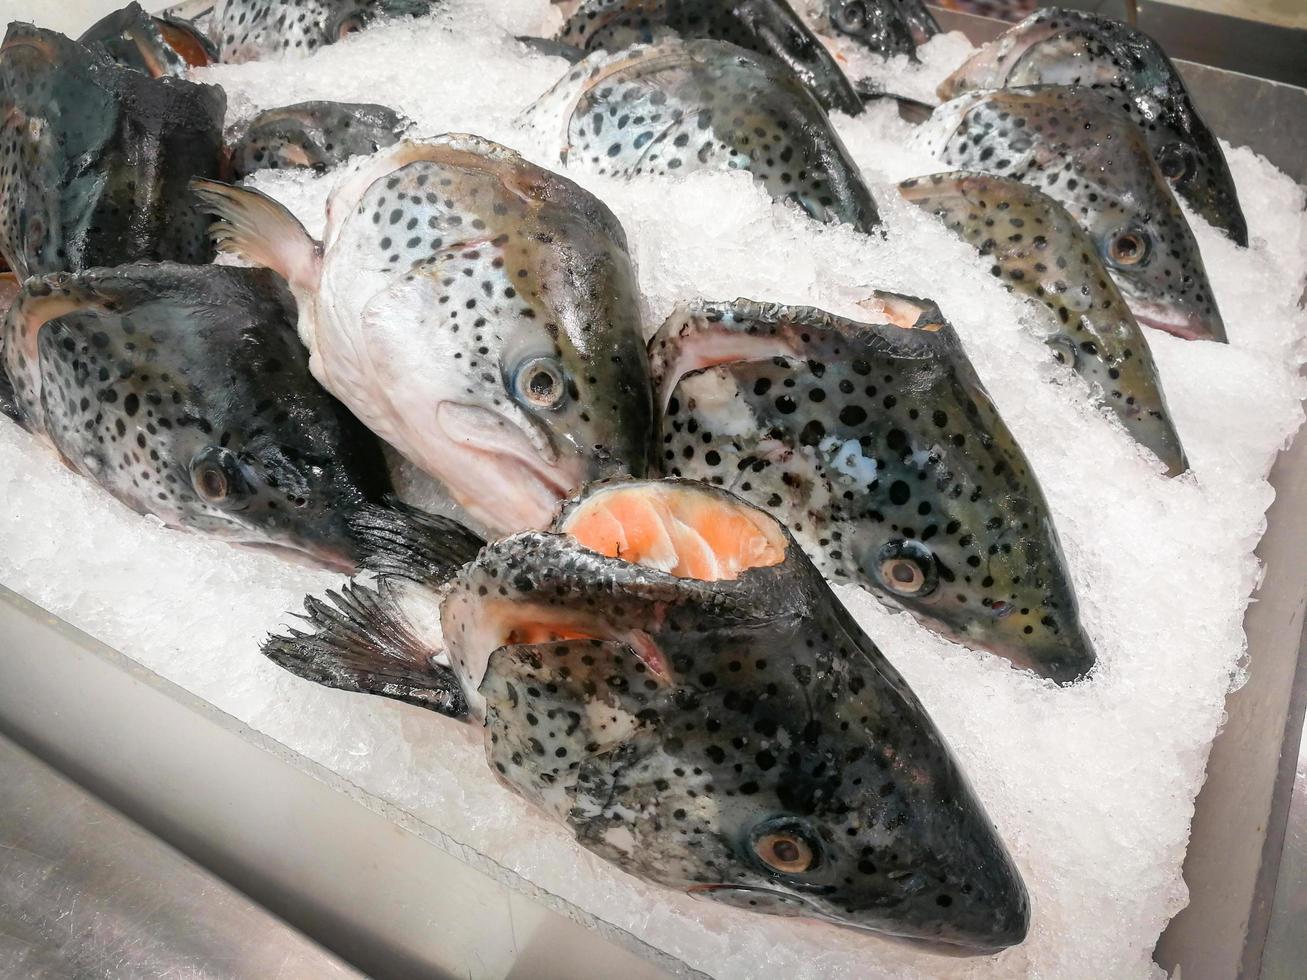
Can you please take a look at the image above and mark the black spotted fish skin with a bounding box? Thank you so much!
[823,0,940,59]
[648,298,1095,683]
[229,101,409,179]
[434,479,1029,951]
[0,23,225,279]
[204,0,438,63]
[530,40,880,232]
[938,7,1247,246]
[556,0,863,116]
[900,172,1187,476]
[933,86,1226,343]
[1,263,392,569]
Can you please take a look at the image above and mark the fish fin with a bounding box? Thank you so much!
[854,79,937,124]
[351,497,486,587]
[515,35,587,63]
[480,640,659,804]
[263,581,467,719]
[191,180,321,294]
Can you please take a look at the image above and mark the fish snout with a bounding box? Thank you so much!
[1130,297,1227,343]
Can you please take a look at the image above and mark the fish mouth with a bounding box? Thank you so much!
[1128,299,1227,343]
[687,885,1018,956]
[235,539,357,574]
[435,402,583,534]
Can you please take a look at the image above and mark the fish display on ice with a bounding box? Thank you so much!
[552,0,864,116]
[527,40,880,232]
[1,263,393,569]
[0,23,226,278]
[228,101,410,179]
[937,7,1247,246]
[930,85,1227,342]
[193,135,655,538]
[265,479,1030,951]
[649,294,1096,683]
[820,0,940,59]
[900,171,1187,475]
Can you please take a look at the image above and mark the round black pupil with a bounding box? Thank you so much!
[772,839,800,863]
[1116,235,1139,257]
[529,370,556,399]
[891,561,917,584]
[201,468,225,498]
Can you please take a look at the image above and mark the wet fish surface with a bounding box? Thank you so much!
[900,171,1187,475]
[2,262,393,569]
[930,85,1226,342]
[938,7,1247,246]
[199,0,439,63]
[528,40,880,232]
[80,2,215,77]
[193,135,655,538]
[228,101,409,179]
[649,294,1096,683]
[821,0,940,60]
[0,23,225,278]
[264,479,1030,951]
[554,0,864,115]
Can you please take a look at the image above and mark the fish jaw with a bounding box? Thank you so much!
[435,401,585,534]
[1127,296,1227,343]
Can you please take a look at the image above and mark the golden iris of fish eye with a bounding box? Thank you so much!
[195,463,228,502]
[1109,231,1148,266]
[881,557,927,594]
[755,833,815,873]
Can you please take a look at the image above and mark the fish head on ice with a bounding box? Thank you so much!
[210,0,438,63]
[0,23,225,278]
[555,0,864,116]
[823,0,939,59]
[649,295,1096,683]
[936,86,1226,342]
[937,7,1247,246]
[2,263,391,569]
[530,40,880,232]
[434,478,1027,950]
[898,171,1188,475]
[79,2,216,77]
[227,100,410,179]
[194,136,655,537]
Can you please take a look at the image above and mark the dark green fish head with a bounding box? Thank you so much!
[899,171,1187,475]
[935,86,1226,342]
[228,100,409,179]
[80,2,215,77]
[438,478,1028,950]
[211,0,437,63]
[824,0,940,59]
[530,39,880,232]
[0,23,225,278]
[556,0,864,116]
[2,263,392,569]
[648,296,1096,683]
[937,7,1247,246]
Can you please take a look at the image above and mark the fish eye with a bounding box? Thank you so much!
[190,447,249,505]
[1106,228,1152,269]
[514,356,568,410]
[1157,143,1195,182]
[834,2,868,32]
[875,539,938,597]
[750,820,819,874]
[333,13,369,40]
[1047,335,1080,370]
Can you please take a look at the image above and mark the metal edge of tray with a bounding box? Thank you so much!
[0,586,700,980]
